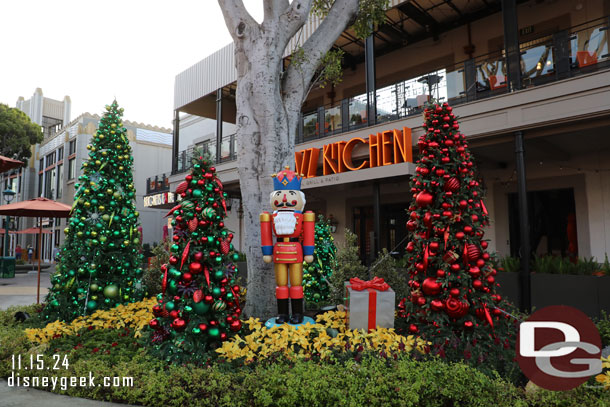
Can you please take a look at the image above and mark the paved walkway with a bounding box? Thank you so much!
[0,379,134,406]
[0,266,53,310]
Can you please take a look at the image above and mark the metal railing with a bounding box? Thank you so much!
[146,174,170,195]
[172,133,237,175]
[295,16,609,144]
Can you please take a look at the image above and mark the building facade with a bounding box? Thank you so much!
[1,92,172,261]
[146,0,610,264]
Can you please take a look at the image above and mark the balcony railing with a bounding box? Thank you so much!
[146,173,170,195]
[296,16,609,144]
[173,133,237,174]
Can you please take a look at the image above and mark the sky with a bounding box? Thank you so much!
[0,0,264,129]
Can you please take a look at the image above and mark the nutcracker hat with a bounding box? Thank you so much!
[272,166,303,191]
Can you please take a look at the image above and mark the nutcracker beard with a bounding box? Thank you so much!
[274,210,297,235]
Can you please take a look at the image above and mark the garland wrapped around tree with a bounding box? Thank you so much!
[43,101,145,322]
[303,215,336,306]
[402,102,515,359]
[149,154,242,364]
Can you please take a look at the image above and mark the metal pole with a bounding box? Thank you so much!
[216,89,223,163]
[3,216,9,257]
[515,131,531,312]
[365,31,376,126]
[37,217,42,304]
[372,182,381,279]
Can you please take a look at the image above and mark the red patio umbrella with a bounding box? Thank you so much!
[0,197,71,303]
[14,227,53,234]
[0,155,24,173]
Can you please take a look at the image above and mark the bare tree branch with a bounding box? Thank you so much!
[264,0,290,23]
[282,0,359,113]
[218,0,258,41]
[279,0,314,43]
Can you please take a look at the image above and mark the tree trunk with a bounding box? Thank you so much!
[234,29,298,319]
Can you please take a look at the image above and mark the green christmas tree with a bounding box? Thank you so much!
[401,102,515,360]
[303,215,337,306]
[149,154,242,364]
[43,101,145,322]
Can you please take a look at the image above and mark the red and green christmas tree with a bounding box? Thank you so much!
[303,215,337,306]
[402,102,515,359]
[43,101,145,322]
[149,154,242,364]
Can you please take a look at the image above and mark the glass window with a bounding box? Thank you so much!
[68,158,76,180]
[56,164,63,198]
[38,173,43,196]
[69,140,76,155]
[44,167,56,199]
[39,158,44,171]
[58,147,64,161]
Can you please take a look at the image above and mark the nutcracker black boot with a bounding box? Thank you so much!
[289,298,304,324]
[276,299,290,324]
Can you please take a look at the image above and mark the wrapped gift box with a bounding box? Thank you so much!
[345,277,395,331]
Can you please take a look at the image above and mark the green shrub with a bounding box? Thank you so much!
[596,311,610,346]
[370,248,409,304]
[141,238,170,295]
[500,255,520,273]
[0,303,44,329]
[328,229,368,305]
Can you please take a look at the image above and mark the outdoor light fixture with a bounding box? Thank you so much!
[2,189,16,257]
[328,214,338,233]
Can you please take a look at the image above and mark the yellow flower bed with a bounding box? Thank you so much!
[216,310,428,363]
[25,298,156,344]
[595,356,610,389]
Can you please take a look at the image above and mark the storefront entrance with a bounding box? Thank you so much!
[353,203,409,264]
[507,188,578,258]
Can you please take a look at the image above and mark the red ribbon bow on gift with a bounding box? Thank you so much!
[348,277,390,291]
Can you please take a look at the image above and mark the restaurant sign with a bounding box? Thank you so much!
[295,127,412,178]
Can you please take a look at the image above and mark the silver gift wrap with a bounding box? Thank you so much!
[345,282,395,330]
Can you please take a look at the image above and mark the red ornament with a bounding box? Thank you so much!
[193,290,203,303]
[430,299,444,311]
[409,324,419,334]
[171,318,186,332]
[443,177,460,192]
[464,321,474,329]
[473,279,483,290]
[415,191,434,207]
[417,296,427,306]
[198,323,208,332]
[189,262,202,274]
[466,244,480,261]
[188,218,198,232]
[182,272,193,283]
[194,251,204,262]
[228,319,242,332]
[436,269,445,277]
[175,181,188,194]
[443,250,459,264]
[449,288,460,297]
[149,319,160,329]
[468,266,481,278]
[204,295,214,304]
[422,277,441,296]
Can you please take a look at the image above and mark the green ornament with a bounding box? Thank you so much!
[212,287,221,298]
[208,327,220,338]
[214,269,224,280]
[192,189,203,198]
[165,301,175,311]
[203,207,215,218]
[193,301,210,315]
[103,284,119,298]
[86,300,97,311]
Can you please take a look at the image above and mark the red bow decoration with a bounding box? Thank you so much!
[349,277,390,291]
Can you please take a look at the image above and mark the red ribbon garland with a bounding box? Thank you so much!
[348,277,390,292]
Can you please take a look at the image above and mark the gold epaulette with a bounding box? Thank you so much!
[303,211,315,222]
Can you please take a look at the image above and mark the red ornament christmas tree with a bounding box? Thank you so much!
[403,102,514,357]
[149,155,242,364]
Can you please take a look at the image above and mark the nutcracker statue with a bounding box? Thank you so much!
[260,166,315,324]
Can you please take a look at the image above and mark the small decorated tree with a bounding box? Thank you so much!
[149,154,242,364]
[303,215,337,306]
[402,102,515,362]
[43,101,145,322]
